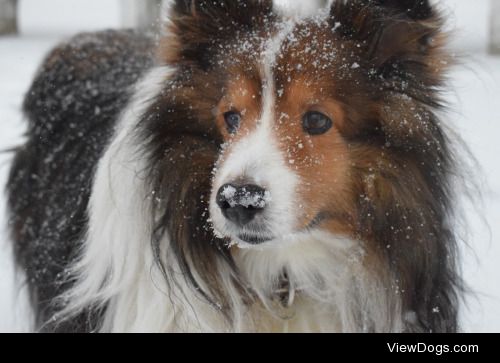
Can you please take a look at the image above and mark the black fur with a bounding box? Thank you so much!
[8,30,155,331]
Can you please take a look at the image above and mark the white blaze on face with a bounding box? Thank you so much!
[210,21,301,246]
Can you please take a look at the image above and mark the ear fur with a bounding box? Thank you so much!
[331,0,444,75]
[163,0,275,69]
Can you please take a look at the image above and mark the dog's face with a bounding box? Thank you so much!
[162,0,446,248]
[208,20,355,246]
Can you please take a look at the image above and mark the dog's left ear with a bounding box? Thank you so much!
[162,0,275,69]
[331,0,445,75]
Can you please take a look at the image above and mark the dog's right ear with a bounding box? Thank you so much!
[162,0,275,69]
[330,0,444,75]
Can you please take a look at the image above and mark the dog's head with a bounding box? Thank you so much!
[157,0,447,248]
[137,0,460,332]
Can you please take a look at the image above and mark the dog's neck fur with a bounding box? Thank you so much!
[232,234,404,333]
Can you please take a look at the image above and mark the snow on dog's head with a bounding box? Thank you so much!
[155,0,452,253]
[160,0,447,249]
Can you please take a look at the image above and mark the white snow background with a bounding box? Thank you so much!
[0,0,499,332]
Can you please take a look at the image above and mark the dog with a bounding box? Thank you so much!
[8,0,463,332]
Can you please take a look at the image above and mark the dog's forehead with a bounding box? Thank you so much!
[273,20,349,80]
[220,19,357,87]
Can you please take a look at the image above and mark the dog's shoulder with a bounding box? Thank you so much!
[23,29,156,138]
[8,30,157,331]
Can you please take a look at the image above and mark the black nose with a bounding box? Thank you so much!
[216,184,269,226]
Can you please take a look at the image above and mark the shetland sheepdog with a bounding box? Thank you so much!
[8,0,463,332]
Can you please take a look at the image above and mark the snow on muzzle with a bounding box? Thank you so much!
[216,183,272,228]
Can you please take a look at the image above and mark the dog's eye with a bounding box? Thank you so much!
[224,111,242,134]
[302,111,333,135]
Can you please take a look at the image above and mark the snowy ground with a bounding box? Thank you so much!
[1,2,499,332]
